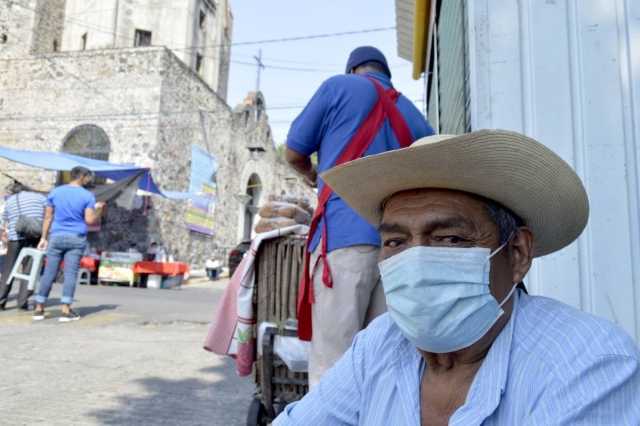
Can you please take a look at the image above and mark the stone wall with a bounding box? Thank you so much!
[153,49,314,266]
[61,0,231,101]
[31,0,66,54]
[0,0,37,59]
[0,47,165,192]
[0,45,314,268]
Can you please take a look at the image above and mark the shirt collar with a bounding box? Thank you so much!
[362,71,393,87]
[452,290,520,422]
[391,290,521,424]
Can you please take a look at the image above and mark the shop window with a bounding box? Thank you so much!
[59,125,111,186]
[134,29,152,47]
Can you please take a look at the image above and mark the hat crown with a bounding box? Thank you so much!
[320,129,590,258]
[345,46,390,77]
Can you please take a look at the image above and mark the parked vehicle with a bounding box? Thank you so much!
[228,240,251,278]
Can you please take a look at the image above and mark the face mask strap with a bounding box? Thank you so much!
[498,282,519,309]
[488,232,515,259]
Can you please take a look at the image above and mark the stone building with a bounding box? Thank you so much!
[0,0,313,266]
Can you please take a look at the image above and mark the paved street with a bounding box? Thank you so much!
[0,279,255,426]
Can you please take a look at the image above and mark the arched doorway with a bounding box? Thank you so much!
[59,124,111,185]
[243,173,262,240]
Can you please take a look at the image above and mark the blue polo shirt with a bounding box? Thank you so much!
[46,185,96,236]
[286,72,435,253]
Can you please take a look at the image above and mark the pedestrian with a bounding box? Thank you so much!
[285,46,435,387]
[146,242,158,261]
[274,129,640,425]
[0,183,46,311]
[33,166,103,322]
[205,254,220,281]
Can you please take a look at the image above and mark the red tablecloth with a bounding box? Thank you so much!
[131,261,189,277]
[80,257,100,272]
[44,257,99,272]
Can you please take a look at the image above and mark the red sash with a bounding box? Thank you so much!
[297,76,414,341]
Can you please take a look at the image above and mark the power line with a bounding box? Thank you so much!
[13,1,394,54]
[176,27,397,51]
[231,52,346,68]
[231,60,340,73]
[3,28,128,113]
[0,103,309,123]
[229,59,412,74]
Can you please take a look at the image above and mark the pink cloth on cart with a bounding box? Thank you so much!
[203,225,309,376]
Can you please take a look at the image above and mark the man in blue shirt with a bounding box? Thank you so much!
[285,46,434,387]
[34,167,102,322]
[274,129,640,425]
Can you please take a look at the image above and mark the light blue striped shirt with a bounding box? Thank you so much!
[3,192,46,241]
[274,291,640,425]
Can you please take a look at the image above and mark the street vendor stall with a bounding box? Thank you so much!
[204,224,310,426]
[131,261,189,289]
[98,251,143,287]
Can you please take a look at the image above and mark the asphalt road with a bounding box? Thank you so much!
[0,278,255,426]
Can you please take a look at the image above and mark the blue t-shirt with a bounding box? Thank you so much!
[46,185,96,236]
[286,72,435,252]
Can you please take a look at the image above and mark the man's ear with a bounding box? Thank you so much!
[510,227,535,284]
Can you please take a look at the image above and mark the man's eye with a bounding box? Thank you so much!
[384,239,402,248]
[444,236,462,244]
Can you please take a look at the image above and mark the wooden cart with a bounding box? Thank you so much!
[247,236,310,426]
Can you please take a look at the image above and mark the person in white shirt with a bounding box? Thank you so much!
[205,254,220,281]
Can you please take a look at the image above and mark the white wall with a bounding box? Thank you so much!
[61,0,229,90]
[470,0,640,342]
[62,0,120,50]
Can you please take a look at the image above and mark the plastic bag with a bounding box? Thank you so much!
[257,320,310,373]
[258,201,311,224]
[254,217,297,233]
[268,194,314,216]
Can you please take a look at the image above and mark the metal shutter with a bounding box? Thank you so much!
[431,0,471,135]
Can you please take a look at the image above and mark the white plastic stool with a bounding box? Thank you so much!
[7,248,47,292]
[77,268,91,286]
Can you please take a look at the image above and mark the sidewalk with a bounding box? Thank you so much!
[0,280,253,425]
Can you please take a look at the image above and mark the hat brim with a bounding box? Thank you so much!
[320,129,589,258]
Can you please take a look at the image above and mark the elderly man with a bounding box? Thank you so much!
[273,130,640,425]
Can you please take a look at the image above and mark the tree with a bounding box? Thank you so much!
[276,143,317,166]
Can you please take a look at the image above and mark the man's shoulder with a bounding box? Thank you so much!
[321,74,376,92]
[60,185,93,198]
[514,293,639,368]
[356,313,407,357]
[24,191,46,201]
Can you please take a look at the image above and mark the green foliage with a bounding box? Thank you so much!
[275,143,318,166]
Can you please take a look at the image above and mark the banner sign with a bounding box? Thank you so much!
[186,145,218,236]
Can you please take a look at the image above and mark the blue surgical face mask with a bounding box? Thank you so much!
[378,242,518,353]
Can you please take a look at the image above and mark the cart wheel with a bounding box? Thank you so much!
[247,397,267,426]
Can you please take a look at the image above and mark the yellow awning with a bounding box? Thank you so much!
[395,0,435,80]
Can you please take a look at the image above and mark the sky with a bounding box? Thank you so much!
[226,0,424,147]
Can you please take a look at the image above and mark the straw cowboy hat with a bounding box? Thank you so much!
[320,129,589,258]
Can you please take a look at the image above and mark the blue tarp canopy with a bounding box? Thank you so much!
[0,147,193,200]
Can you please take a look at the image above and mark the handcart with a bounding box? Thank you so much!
[246,236,310,426]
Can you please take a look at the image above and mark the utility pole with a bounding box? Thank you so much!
[254,49,265,92]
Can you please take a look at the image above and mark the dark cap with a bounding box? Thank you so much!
[345,46,391,78]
